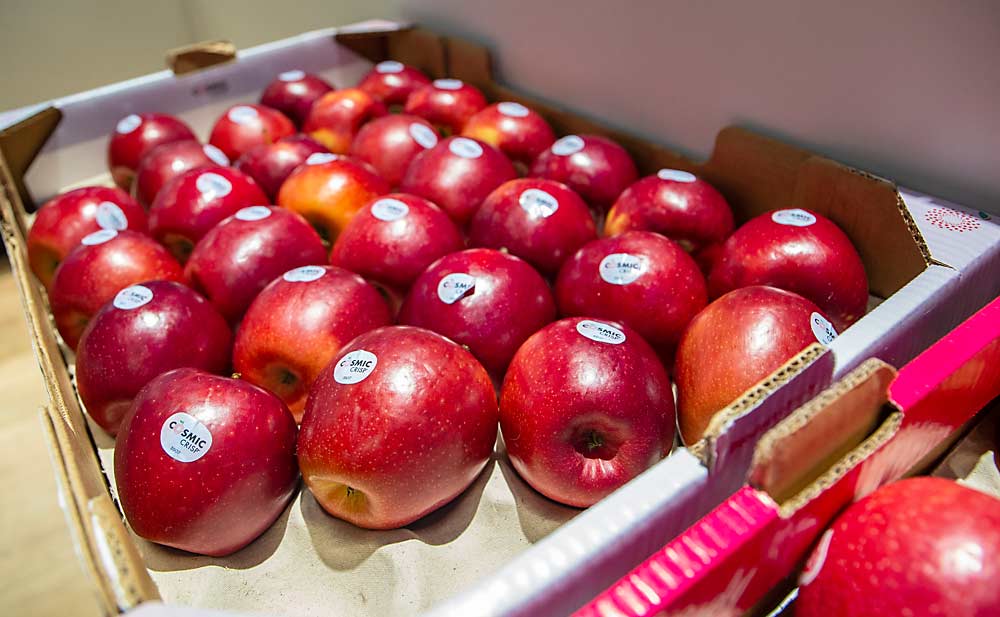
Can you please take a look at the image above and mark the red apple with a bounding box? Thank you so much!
[500,317,675,507]
[233,265,392,422]
[349,114,439,187]
[298,326,497,529]
[277,158,389,245]
[400,136,516,226]
[674,285,837,443]
[148,166,269,262]
[554,231,707,362]
[399,248,556,376]
[530,134,638,212]
[604,169,734,253]
[797,477,1000,616]
[303,88,387,154]
[259,70,334,127]
[403,78,487,134]
[208,104,295,161]
[76,281,232,435]
[185,206,327,323]
[468,178,597,276]
[49,230,185,349]
[356,61,431,106]
[461,102,556,166]
[708,208,869,330]
[133,140,230,207]
[330,193,464,291]
[234,134,328,200]
[27,186,147,288]
[114,368,298,556]
[107,112,196,189]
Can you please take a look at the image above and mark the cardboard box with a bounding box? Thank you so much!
[1,19,998,617]
[577,295,1000,617]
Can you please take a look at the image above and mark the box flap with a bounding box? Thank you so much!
[900,188,1000,271]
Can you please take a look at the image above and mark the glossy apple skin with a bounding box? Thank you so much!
[76,281,232,435]
[148,166,269,262]
[798,478,1000,616]
[530,134,638,212]
[349,114,439,187]
[259,72,334,127]
[403,79,488,134]
[461,102,556,165]
[28,186,148,288]
[49,230,185,349]
[233,265,392,422]
[185,207,327,323]
[400,136,517,226]
[330,193,464,291]
[708,209,869,330]
[277,158,390,245]
[209,104,295,162]
[303,89,387,154]
[133,140,228,208]
[500,317,674,507]
[298,326,498,529]
[468,178,597,277]
[107,113,196,189]
[114,368,298,556]
[674,285,828,444]
[356,62,432,106]
[399,248,556,377]
[555,231,707,362]
[605,171,734,252]
[234,134,328,201]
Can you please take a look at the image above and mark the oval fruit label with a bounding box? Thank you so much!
[116,114,142,134]
[334,350,378,384]
[799,529,834,587]
[371,198,410,221]
[497,101,530,117]
[305,152,339,165]
[519,189,559,219]
[376,60,404,74]
[772,208,817,227]
[599,253,646,285]
[81,229,118,246]
[203,144,230,166]
[434,78,463,90]
[657,169,697,183]
[551,135,584,156]
[235,206,272,221]
[113,284,154,310]
[437,273,476,304]
[227,105,260,125]
[278,69,305,82]
[409,123,439,149]
[283,265,326,283]
[448,138,483,159]
[195,172,233,200]
[576,320,626,345]
[810,312,838,345]
[95,202,128,231]
[160,412,213,463]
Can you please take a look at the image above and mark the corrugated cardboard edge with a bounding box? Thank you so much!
[0,144,159,612]
[165,40,237,76]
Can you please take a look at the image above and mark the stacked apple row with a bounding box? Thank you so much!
[26,61,869,557]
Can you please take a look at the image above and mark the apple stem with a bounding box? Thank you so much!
[587,430,603,451]
[346,486,356,497]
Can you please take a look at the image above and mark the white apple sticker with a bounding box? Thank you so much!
[116,114,142,134]
[771,208,817,227]
[278,69,305,82]
[519,188,559,219]
[599,253,646,285]
[203,144,230,166]
[113,284,154,310]
[235,206,272,221]
[810,312,838,345]
[81,229,118,246]
[95,202,128,231]
[437,273,476,304]
[306,152,339,165]
[799,529,834,587]
[195,172,233,200]
[576,320,626,345]
[371,198,410,221]
[376,60,404,74]
[227,105,260,125]
[409,123,439,149]
[497,101,530,118]
[283,265,326,283]
[551,135,585,156]
[160,412,213,463]
[657,169,697,183]
[334,350,378,385]
[448,138,483,159]
[434,78,463,90]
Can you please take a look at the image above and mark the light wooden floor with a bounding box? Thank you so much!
[0,270,100,616]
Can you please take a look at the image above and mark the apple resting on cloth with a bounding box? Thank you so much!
[500,317,675,507]
[233,265,392,422]
[674,285,838,444]
[298,326,498,529]
[797,477,1000,616]
[76,281,232,435]
[115,368,298,556]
